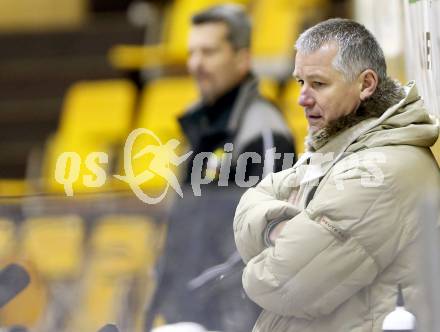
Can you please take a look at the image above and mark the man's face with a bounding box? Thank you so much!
[293,43,362,133]
[188,22,249,103]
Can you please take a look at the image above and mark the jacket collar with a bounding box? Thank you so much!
[178,73,260,148]
[295,81,423,184]
[306,77,407,152]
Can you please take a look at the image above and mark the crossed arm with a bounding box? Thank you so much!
[233,162,407,319]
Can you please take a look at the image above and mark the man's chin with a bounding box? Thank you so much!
[198,85,217,103]
[200,91,215,104]
[308,124,323,134]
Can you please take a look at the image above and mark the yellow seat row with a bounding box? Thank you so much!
[41,77,308,195]
[109,0,251,70]
[0,214,163,331]
[109,0,327,73]
[41,0,330,195]
[65,215,165,332]
[0,214,162,278]
[44,77,307,194]
[43,80,137,194]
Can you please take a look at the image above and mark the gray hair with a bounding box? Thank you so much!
[295,18,387,82]
[192,4,251,50]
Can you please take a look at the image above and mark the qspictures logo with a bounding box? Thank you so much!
[54,128,385,204]
[114,128,192,204]
[55,128,193,204]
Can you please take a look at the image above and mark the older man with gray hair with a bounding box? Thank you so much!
[234,18,440,331]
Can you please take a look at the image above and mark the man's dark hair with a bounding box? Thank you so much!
[192,4,251,50]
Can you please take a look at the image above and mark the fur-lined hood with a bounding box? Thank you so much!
[306,78,438,152]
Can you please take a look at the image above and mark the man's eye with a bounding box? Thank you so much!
[203,48,217,56]
[313,81,325,87]
[297,80,304,86]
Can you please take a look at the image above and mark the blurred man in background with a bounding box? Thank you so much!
[147,5,295,332]
[179,4,295,184]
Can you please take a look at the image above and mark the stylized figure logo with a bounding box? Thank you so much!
[114,128,193,204]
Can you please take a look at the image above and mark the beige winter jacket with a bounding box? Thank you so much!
[233,82,440,332]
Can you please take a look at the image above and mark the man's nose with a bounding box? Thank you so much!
[188,52,203,73]
[298,89,314,107]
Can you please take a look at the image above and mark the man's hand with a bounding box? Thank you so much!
[269,220,287,244]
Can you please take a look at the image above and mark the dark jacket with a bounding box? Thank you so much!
[146,75,295,332]
[178,74,295,184]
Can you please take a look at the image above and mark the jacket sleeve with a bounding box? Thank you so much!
[241,156,410,320]
[233,172,302,263]
[239,133,296,179]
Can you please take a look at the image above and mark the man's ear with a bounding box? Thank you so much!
[359,69,379,100]
[235,48,252,75]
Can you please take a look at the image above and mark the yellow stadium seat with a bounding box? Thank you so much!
[90,215,161,276]
[280,80,309,154]
[66,267,155,332]
[251,0,329,57]
[0,260,48,329]
[109,0,251,70]
[64,270,127,332]
[251,0,299,59]
[259,78,280,103]
[59,80,137,143]
[65,215,162,332]
[42,134,113,194]
[69,272,125,332]
[42,79,136,194]
[20,215,84,280]
[0,0,86,31]
[110,0,328,73]
[115,77,198,193]
[136,77,198,141]
[0,180,28,197]
[162,0,251,62]
[0,219,15,262]
[251,0,329,77]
